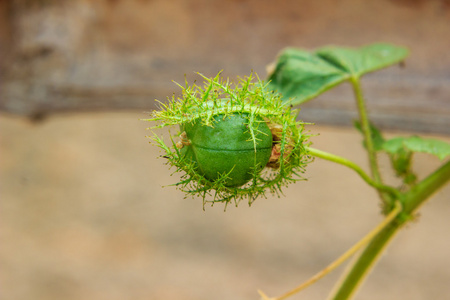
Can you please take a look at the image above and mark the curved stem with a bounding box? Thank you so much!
[350,77,381,182]
[403,159,450,213]
[327,216,402,300]
[328,160,450,300]
[307,147,399,197]
[350,77,391,205]
[260,201,402,300]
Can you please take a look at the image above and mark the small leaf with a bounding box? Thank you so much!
[316,43,409,78]
[389,148,417,186]
[267,48,349,106]
[353,121,385,151]
[382,136,450,160]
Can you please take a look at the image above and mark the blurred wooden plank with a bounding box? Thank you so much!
[1,0,449,134]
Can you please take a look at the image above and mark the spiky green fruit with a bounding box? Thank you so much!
[145,72,311,206]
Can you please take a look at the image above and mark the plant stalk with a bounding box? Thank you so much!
[350,77,381,182]
[403,159,450,213]
[261,202,402,300]
[350,77,390,205]
[328,159,450,300]
[327,216,403,300]
[307,147,399,197]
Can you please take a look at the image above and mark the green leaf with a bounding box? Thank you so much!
[382,136,450,160]
[316,43,409,78]
[267,43,408,106]
[389,147,417,186]
[267,48,349,106]
[352,121,419,185]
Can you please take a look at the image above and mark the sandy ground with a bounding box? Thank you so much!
[1,112,449,300]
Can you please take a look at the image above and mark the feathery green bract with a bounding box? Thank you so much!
[148,72,285,127]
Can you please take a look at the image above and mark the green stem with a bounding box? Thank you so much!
[328,160,450,300]
[327,217,403,300]
[403,159,450,213]
[307,147,399,197]
[350,78,390,205]
[350,77,381,182]
[262,202,402,300]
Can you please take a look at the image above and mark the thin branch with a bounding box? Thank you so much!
[307,147,399,198]
[259,201,403,300]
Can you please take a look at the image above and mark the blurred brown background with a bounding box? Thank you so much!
[1,0,450,132]
[1,1,450,300]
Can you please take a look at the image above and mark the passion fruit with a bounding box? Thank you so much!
[145,72,310,205]
[180,113,273,187]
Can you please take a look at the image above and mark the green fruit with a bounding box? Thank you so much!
[181,113,273,187]
[147,72,310,205]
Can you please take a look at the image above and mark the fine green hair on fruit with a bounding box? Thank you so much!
[144,72,311,207]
